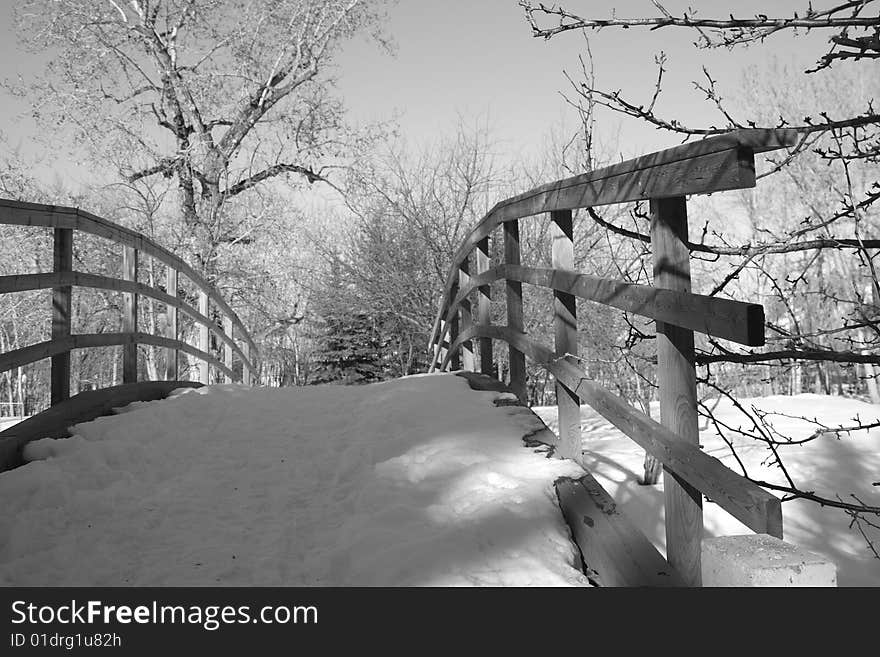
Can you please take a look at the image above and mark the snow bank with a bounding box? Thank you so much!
[0,373,588,586]
[535,394,880,586]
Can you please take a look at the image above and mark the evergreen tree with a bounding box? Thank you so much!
[310,255,386,385]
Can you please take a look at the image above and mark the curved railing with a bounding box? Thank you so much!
[427,128,798,586]
[0,199,258,407]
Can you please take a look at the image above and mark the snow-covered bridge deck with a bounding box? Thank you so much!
[0,373,594,586]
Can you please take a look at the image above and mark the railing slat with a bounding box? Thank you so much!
[551,210,581,461]
[51,228,72,405]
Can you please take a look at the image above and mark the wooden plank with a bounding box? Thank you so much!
[449,281,461,370]
[556,474,683,586]
[0,199,258,358]
[458,256,475,371]
[198,291,210,384]
[651,195,703,587]
[51,227,72,406]
[165,268,178,381]
[223,315,233,383]
[122,246,138,384]
[504,219,526,403]
[551,210,581,461]
[0,381,202,473]
[441,263,763,346]
[451,323,783,539]
[476,236,493,376]
[0,271,254,371]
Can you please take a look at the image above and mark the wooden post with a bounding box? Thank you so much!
[223,315,233,383]
[504,219,526,403]
[449,280,461,371]
[651,196,702,587]
[122,245,138,385]
[438,318,448,371]
[51,227,72,406]
[198,291,210,384]
[476,236,493,376]
[242,342,251,386]
[551,210,581,461]
[165,268,178,381]
[458,256,475,371]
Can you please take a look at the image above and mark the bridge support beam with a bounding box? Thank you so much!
[458,256,475,371]
[651,195,703,587]
[198,291,210,384]
[165,267,178,381]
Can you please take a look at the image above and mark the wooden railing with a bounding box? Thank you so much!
[427,128,798,586]
[0,199,258,406]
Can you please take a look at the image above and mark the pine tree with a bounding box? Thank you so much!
[310,255,385,385]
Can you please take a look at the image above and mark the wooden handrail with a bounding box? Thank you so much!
[0,198,258,402]
[427,128,797,586]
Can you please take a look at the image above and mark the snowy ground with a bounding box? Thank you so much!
[0,373,588,586]
[535,394,880,587]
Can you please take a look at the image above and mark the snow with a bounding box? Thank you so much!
[534,394,880,587]
[0,373,588,586]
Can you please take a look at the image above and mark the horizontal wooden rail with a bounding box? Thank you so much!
[427,129,798,585]
[0,332,234,382]
[0,199,256,356]
[0,198,258,401]
[437,264,764,348]
[448,323,783,538]
[427,128,797,351]
[0,271,254,372]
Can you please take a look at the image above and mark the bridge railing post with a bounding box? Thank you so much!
[504,219,526,403]
[51,227,73,405]
[476,236,493,376]
[223,315,233,383]
[449,279,461,371]
[551,209,581,461]
[242,341,251,385]
[165,267,178,381]
[198,291,210,384]
[458,255,475,371]
[651,195,702,587]
[122,245,138,385]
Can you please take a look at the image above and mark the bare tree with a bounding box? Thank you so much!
[520,0,880,553]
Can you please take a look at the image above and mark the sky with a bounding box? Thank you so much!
[0,0,833,190]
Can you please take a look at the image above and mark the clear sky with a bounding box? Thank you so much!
[0,0,830,189]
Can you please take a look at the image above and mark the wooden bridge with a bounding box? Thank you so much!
[0,129,802,586]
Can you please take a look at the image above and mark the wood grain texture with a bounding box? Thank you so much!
[122,246,139,384]
[165,268,179,381]
[51,227,72,406]
[449,323,783,539]
[476,237,493,376]
[198,291,210,384]
[651,196,703,587]
[551,210,581,461]
[556,474,684,586]
[504,220,526,402]
[458,257,475,371]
